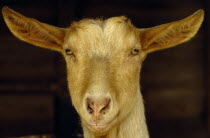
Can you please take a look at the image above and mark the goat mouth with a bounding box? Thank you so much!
[87,122,111,133]
[88,124,108,131]
[86,115,118,132]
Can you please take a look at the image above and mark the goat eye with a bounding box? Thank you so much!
[131,49,139,55]
[65,49,73,55]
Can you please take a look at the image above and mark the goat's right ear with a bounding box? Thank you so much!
[2,6,66,52]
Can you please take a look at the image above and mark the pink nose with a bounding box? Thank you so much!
[86,97,111,117]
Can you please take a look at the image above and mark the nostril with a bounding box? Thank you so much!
[87,105,94,114]
[99,98,111,114]
[100,106,107,114]
[85,97,111,115]
[86,98,94,114]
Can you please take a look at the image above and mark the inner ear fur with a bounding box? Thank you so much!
[2,6,66,52]
[139,9,204,53]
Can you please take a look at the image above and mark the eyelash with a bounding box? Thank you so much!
[65,49,73,55]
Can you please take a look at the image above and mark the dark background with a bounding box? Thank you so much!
[0,0,208,138]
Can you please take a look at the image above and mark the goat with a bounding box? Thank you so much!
[2,7,204,138]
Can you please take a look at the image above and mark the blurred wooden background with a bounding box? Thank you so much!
[0,0,208,138]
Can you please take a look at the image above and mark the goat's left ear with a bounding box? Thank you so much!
[139,10,204,53]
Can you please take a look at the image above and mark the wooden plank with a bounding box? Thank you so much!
[0,64,56,81]
[205,0,210,135]
[141,60,204,86]
[82,4,203,27]
[0,37,56,62]
[145,87,204,118]
[148,119,207,138]
[0,94,54,137]
[10,134,55,138]
[0,37,59,81]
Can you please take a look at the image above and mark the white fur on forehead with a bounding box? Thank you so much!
[65,16,138,53]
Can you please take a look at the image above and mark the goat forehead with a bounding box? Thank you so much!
[64,16,138,55]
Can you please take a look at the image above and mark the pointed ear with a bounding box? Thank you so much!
[139,10,204,53]
[2,6,66,52]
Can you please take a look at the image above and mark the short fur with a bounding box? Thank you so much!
[2,7,204,138]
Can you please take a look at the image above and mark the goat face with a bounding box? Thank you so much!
[63,17,145,134]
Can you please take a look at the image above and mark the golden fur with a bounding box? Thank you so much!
[2,7,204,138]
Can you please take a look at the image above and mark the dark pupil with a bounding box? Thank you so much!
[134,49,139,52]
[65,49,71,54]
